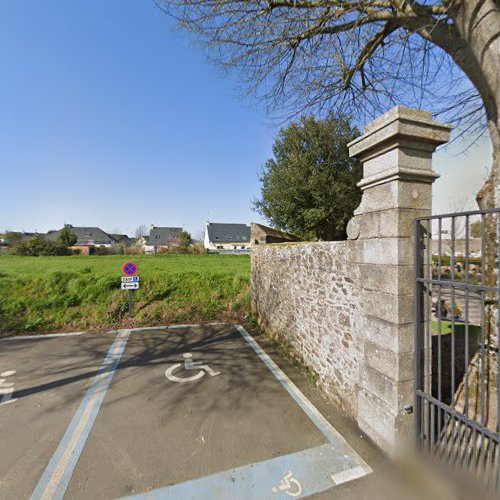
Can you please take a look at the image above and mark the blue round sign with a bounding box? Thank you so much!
[122,261,139,276]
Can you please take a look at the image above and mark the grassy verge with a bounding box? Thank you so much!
[0,254,251,335]
[431,320,481,336]
[246,315,319,385]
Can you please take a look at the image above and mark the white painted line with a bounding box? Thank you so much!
[125,322,227,333]
[0,332,85,342]
[0,396,17,406]
[235,324,372,476]
[332,465,368,485]
[0,370,17,406]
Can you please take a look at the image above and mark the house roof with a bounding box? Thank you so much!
[147,227,182,246]
[46,226,116,245]
[251,223,301,242]
[206,223,251,243]
[112,234,132,244]
[3,232,46,244]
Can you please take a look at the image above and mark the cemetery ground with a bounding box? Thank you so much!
[0,254,251,336]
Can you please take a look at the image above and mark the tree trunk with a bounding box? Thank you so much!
[451,0,500,208]
[448,6,500,440]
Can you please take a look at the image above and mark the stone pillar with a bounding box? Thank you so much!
[347,106,452,453]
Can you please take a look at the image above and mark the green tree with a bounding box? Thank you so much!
[179,231,192,248]
[10,236,71,256]
[59,225,77,247]
[254,115,362,241]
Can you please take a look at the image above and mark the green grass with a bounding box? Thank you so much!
[431,320,481,336]
[0,254,251,335]
[0,254,249,277]
[432,255,482,266]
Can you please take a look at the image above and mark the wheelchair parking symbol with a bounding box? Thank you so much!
[165,353,221,383]
[272,471,303,497]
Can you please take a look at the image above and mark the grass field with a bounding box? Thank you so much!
[0,254,251,335]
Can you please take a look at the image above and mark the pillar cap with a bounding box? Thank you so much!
[348,106,453,162]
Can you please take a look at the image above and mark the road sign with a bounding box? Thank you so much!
[121,276,140,283]
[122,261,139,276]
[121,283,139,290]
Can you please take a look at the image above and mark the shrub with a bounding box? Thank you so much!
[10,236,71,256]
[95,246,111,256]
[180,231,192,248]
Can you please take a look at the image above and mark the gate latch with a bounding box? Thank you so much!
[404,405,413,415]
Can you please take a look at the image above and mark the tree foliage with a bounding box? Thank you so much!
[254,115,362,240]
[10,236,72,256]
[180,231,193,247]
[58,225,77,247]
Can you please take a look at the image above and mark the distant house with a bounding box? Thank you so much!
[251,223,301,245]
[0,234,8,254]
[46,226,116,248]
[112,234,132,247]
[1,231,46,247]
[204,223,251,252]
[141,225,182,254]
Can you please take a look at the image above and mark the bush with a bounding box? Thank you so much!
[95,246,111,256]
[9,236,71,256]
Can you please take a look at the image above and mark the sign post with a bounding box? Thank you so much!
[122,261,139,318]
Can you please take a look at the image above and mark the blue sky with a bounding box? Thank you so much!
[0,1,491,237]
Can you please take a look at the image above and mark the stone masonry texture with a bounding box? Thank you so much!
[251,241,361,418]
[251,107,452,453]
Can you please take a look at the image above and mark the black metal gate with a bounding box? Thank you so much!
[415,208,499,492]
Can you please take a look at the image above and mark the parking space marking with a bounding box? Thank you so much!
[331,465,368,485]
[124,443,364,499]
[0,332,84,342]
[165,352,222,383]
[30,329,131,500]
[235,325,372,471]
[123,325,371,499]
[0,370,17,406]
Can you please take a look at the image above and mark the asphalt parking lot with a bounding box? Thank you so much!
[0,325,373,500]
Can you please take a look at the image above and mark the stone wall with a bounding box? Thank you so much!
[252,241,361,417]
[251,106,453,453]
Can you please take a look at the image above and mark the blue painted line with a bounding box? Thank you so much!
[121,325,371,499]
[236,325,372,472]
[123,443,364,500]
[30,329,131,500]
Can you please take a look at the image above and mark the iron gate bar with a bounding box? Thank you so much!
[415,279,499,294]
[415,207,500,221]
[414,208,500,493]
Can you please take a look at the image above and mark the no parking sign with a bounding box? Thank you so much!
[121,261,139,316]
[122,261,139,276]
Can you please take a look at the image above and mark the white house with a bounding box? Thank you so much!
[204,223,251,252]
